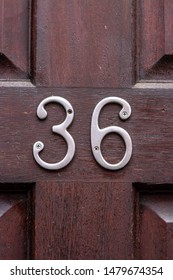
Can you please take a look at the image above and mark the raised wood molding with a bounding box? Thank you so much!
[0,0,32,80]
[134,184,173,259]
[0,184,34,260]
[137,0,173,81]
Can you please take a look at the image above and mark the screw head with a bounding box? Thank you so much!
[67,109,73,114]
[94,146,99,151]
[35,142,42,149]
[122,111,128,116]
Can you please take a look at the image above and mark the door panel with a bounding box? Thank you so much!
[34,182,132,259]
[137,0,173,81]
[0,0,30,78]
[0,184,33,260]
[134,184,173,259]
[35,0,133,87]
[1,0,173,260]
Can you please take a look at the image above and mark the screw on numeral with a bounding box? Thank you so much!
[94,146,99,151]
[122,111,128,117]
[67,109,73,114]
[36,142,42,149]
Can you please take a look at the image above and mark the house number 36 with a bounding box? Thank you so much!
[33,96,132,170]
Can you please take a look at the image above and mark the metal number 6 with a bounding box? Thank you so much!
[33,96,75,170]
[91,97,132,170]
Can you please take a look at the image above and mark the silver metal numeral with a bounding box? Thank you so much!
[33,96,75,170]
[91,97,132,170]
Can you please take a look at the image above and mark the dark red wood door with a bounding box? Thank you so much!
[1,0,173,260]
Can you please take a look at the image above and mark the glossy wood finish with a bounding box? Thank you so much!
[1,0,173,260]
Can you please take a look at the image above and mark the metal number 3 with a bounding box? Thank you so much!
[91,97,132,170]
[33,96,75,170]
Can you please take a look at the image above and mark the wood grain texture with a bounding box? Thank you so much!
[34,182,133,259]
[137,0,173,81]
[0,88,173,185]
[137,0,165,77]
[35,0,133,87]
[1,0,173,260]
[135,188,173,259]
[0,185,33,260]
[165,0,173,54]
[0,0,30,78]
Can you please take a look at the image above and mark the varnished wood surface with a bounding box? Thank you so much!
[137,0,173,81]
[1,0,173,260]
[0,185,33,259]
[35,0,133,87]
[165,0,173,54]
[1,87,173,259]
[135,190,173,259]
[0,87,172,184]
[137,0,164,78]
[0,0,30,76]
[34,182,133,259]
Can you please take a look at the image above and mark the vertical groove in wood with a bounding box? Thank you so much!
[0,0,4,50]
[30,0,37,84]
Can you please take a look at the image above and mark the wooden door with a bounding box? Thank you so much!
[1,0,173,260]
